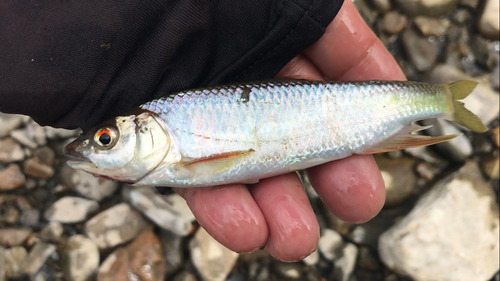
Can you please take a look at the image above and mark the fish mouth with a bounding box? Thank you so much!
[64,140,97,170]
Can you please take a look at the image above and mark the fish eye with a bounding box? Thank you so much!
[93,127,118,148]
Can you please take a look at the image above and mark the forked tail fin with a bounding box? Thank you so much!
[442,81,488,133]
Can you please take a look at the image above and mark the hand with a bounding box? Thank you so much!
[175,1,406,261]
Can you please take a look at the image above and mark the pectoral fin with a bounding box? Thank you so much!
[363,124,459,154]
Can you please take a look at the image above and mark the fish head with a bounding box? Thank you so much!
[64,111,170,183]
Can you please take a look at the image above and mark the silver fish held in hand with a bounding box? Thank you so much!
[64,80,487,187]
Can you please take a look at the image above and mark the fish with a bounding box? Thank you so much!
[64,80,488,188]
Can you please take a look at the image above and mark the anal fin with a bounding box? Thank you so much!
[364,124,459,154]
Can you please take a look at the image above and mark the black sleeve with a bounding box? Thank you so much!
[0,0,344,129]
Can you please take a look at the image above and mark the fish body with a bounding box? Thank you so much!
[64,80,487,187]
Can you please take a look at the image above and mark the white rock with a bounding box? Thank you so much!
[375,155,416,207]
[39,221,64,241]
[379,162,500,281]
[44,197,99,223]
[395,0,459,17]
[44,127,79,139]
[0,138,24,164]
[302,248,320,266]
[60,166,118,201]
[477,0,499,40]
[123,186,193,236]
[0,246,5,281]
[318,229,344,261]
[333,243,358,281]
[10,129,38,149]
[62,235,99,281]
[21,243,56,277]
[5,246,28,279]
[190,227,239,281]
[0,113,24,138]
[84,203,149,249]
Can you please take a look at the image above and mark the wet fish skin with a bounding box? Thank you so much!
[64,80,487,188]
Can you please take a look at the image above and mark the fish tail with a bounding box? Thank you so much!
[442,81,488,133]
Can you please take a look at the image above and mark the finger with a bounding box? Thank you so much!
[275,54,324,80]
[304,0,406,81]
[250,173,320,262]
[308,154,386,223]
[174,185,268,253]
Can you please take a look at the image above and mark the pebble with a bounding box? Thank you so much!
[61,235,99,281]
[123,186,193,236]
[173,271,198,281]
[481,154,499,180]
[459,0,478,8]
[0,138,24,164]
[84,203,149,249]
[190,227,239,281]
[357,246,381,271]
[44,196,99,224]
[414,16,448,37]
[160,229,185,277]
[96,248,128,281]
[26,120,47,147]
[274,262,302,279]
[39,221,64,241]
[19,209,40,227]
[0,247,5,281]
[333,243,358,281]
[0,113,25,138]
[402,29,438,71]
[5,246,28,279]
[395,0,459,17]
[21,242,56,277]
[33,147,55,167]
[369,0,391,12]
[0,205,19,224]
[379,162,500,281]
[44,127,78,139]
[452,9,471,24]
[302,248,320,266]
[318,229,344,261]
[0,164,26,191]
[492,127,500,147]
[423,118,473,162]
[415,161,439,181]
[59,166,119,202]
[0,228,32,247]
[477,0,500,40]
[375,155,417,206]
[10,129,38,149]
[491,64,499,91]
[353,0,378,27]
[24,157,55,179]
[381,12,407,34]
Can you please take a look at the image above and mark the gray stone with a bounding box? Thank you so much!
[274,262,302,279]
[395,0,459,17]
[160,230,185,277]
[0,205,19,224]
[318,229,344,261]
[477,0,500,40]
[26,120,47,147]
[0,138,24,163]
[425,65,500,125]
[5,246,27,279]
[379,162,500,281]
[44,196,99,224]
[0,228,32,247]
[39,222,64,241]
[62,235,99,281]
[375,155,417,207]
[333,243,358,281]
[44,127,79,139]
[0,113,25,138]
[24,157,54,179]
[414,17,449,37]
[123,186,193,236]
[459,0,478,8]
[84,203,149,249]
[190,227,239,281]
[0,246,5,281]
[10,129,38,149]
[33,147,55,167]
[357,246,381,271]
[19,209,40,227]
[59,166,119,201]
[381,12,407,34]
[0,164,26,191]
[173,271,198,281]
[491,64,499,91]
[422,119,473,162]
[369,0,391,12]
[353,0,378,27]
[21,242,56,277]
[452,9,471,24]
[402,29,438,71]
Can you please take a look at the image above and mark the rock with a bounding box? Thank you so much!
[62,235,99,281]
[318,229,344,261]
[0,164,26,191]
[452,9,471,24]
[26,120,47,147]
[459,0,478,8]
[160,230,184,277]
[0,138,24,163]
[402,29,438,72]
[21,242,56,277]
[164,193,196,223]
[357,246,381,271]
[415,161,439,181]
[395,0,459,17]
[423,119,473,162]
[375,155,417,206]
[44,127,78,139]
[97,230,166,281]
[5,246,28,279]
[425,65,500,125]
[274,262,303,279]
[477,0,500,40]
[369,0,391,12]
[172,271,198,281]
[32,264,59,281]
[414,16,449,37]
[381,12,407,34]
[19,209,40,227]
[379,162,500,281]
[24,157,54,179]
[302,248,320,266]
[0,113,25,138]
[85,203,149,249]
[10,129,38,149]
[123,186,193,236]
[481,155,499,180]
[33,147,55,167]
[44,196,99,223]
[352,0,378,27]
[59,166,119,201]
[0,228,32,247]
[190,227,239,281]
[0,246,5,281]
[39,222,64,241]
[0,205,19,224]
[492,64,499,91]
[333,243,358,281]
[492,127,500,147]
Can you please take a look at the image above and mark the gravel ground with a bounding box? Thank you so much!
[0,0,499,281]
